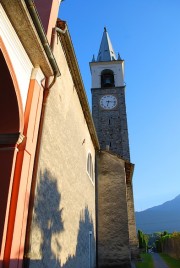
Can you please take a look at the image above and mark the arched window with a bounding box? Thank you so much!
[101,69,114,88]
[87,153,94,182]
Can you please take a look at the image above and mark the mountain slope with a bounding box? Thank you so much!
[135,195,180,234]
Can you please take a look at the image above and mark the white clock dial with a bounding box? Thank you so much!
[100,95,117,110]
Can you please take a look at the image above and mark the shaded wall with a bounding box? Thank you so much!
[25,33,96,268]
[126,182,139,259]
[96,151,131,268]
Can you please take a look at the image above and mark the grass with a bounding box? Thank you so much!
[135,253,154,268]
[160,253,180,268]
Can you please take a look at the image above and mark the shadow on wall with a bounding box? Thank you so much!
[23,169,64,268]
[62,208,96,268]
[24,169,95,268]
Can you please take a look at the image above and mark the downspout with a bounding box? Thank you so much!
[50,24,67,61]
[25,0,61,89]
[23,2,63,263]
[3,2,61,265]
[49,23,67,89]
[55,25,68,35]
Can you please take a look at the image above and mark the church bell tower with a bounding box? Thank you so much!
[90,28,139,267]
[90,27,130,161]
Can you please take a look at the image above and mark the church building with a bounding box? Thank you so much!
[0,0,138,268]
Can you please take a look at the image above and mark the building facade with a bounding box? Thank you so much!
[91,28,138,267]
[25,18,98,268]
[0,1,137,268]
[91,28,130,161]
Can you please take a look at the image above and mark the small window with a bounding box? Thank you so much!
[101,69,114,88]
[87,153,94,182]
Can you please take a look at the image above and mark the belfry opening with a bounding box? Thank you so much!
[101,69,115,88]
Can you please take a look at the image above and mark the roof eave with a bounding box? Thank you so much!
[57,19,100,150]
[99,150,134,183]
[1,0,54,77]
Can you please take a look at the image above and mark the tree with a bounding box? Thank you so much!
[137,230,149,252]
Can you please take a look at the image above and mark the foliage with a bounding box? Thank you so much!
[138,230,143,249]
[155,231,180,252]
[155,230,169,252]
[135,253,154,268]
[160,253,180,268]
[148,232,161,248]
[138,230,149,252]
[171,232,180,238]
[155,239,162,252]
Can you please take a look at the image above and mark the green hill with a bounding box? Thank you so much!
[135,195,180,234]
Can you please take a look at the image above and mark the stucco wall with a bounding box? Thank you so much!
[90,61,124,88]
[27,34,96,268]
[96,151,131,268]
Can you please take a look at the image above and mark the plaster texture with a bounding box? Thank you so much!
[27,33,96,268]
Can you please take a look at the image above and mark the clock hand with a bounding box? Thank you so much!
[106,100,110,106]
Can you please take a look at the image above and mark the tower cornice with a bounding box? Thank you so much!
[90,59,124,66]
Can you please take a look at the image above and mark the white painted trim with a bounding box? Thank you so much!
[0,5,33,110]
[90,61,124,88]
[86,151,95,185]
[31,67,44,87]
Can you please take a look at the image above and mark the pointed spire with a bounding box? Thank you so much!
[97,27,117,62]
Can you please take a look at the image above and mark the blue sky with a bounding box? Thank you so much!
[58,1,180,211]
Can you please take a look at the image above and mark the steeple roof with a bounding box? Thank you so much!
[97,27,117,62]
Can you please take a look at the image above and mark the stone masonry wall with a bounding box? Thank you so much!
[96,151,131,268]
[126,183,139,259]
[26,33,96,268]
[92,87,130,162]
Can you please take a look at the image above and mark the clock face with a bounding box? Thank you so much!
[100,95,117,110]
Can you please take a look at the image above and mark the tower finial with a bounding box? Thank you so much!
[97,27,117,61]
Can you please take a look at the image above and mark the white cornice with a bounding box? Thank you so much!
[1,0,53,77]
[31,67,44,87]
[0,4,33,110]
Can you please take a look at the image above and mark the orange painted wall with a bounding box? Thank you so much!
[9,79,43,268]
[0,0,61,266]
[0,40,24,267]
[34,0,60,43]
[3,78,44,268]
[0,38,44,268]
